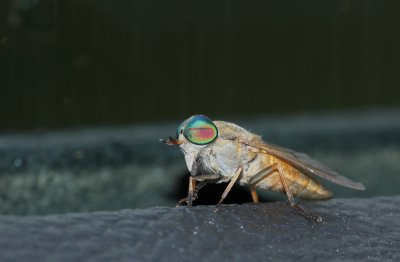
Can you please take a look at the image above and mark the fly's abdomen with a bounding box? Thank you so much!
[243,153,333,199]
[282,162,332,199]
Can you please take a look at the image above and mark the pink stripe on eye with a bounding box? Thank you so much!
[189,128,214,138]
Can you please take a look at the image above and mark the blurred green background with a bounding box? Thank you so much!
[1,0,400,215]
[1,0,399,131]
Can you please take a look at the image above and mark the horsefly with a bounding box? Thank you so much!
[161,115,365,222]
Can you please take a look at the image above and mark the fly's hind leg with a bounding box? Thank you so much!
[248,163,322,222]
[276,163,323,223]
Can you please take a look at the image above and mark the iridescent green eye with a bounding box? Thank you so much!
[183,115,218,145]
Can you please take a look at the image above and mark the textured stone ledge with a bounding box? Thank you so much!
[1,196,399,261]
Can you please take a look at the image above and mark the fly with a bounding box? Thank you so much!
[161,115,365,222]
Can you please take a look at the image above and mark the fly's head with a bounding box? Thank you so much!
[161,115,219,171]
[161,114,218,153]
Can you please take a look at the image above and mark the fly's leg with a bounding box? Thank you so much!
[247,163,322,222]
[276,163,323,223]
[250,189,259,203]
[214,166,243,212]
[176,176,196,207]
[248,164,278,203]
[217,166,243,205]
[176,177,207,207]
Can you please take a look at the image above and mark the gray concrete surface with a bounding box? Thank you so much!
[0,196,399,262]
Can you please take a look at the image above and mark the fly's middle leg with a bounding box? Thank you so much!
[248,163,278,203]
[214,166,243,212]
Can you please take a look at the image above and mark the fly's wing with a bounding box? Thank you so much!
[246,141,365,190]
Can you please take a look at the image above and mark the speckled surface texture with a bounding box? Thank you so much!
[0,197,399,262]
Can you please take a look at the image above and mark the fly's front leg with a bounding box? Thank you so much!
[214,166,243,212]
[176,177,207,207]
[276,163,323,223]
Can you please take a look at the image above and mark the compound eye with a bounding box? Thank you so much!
[183,115,218,145]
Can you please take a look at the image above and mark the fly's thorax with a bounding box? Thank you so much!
[206,139,242,178]
[214,121,263,145]
[239,147,275,185]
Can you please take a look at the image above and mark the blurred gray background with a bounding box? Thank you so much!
[0,0,399,215]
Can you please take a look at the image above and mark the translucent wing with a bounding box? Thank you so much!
[246,141,365,190]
